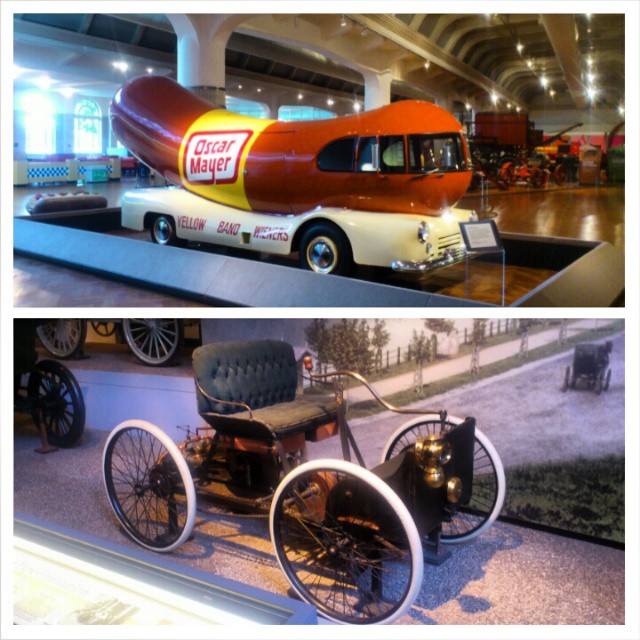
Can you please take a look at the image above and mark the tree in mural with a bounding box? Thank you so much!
[370,319,390,372]
[470,319,487,376]
[517,319,546,360]
[410,329,430,392]
[325,319,374,375]
[305,319,330,372]
[424,319,455,360]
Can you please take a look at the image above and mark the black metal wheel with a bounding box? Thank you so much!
[299,223,353,275]
[595,372,603,395]
[604,369,612,391]
[27,359,85,447]
[529,167,547,188]
[150,214,181,246]
[122,319,183,366]
[553,163,568,186]
[91,321,117,337]
[270,459,423,625]
[562,366,570,392]
[381,416,505,543]
[36,320,87,359]
[103,420,196,552]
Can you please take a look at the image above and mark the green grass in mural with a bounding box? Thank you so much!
[502,455,625,543]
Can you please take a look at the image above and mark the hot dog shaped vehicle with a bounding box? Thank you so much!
[112,76,478,274]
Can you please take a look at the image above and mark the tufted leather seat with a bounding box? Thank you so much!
[193,340,338,442]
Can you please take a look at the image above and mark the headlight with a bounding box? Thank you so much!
[417,221,430,243]
[416,434,452,489]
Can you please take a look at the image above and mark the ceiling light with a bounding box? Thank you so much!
[353,101,362,112]
[297,93,303,101]
[586,56,593,67]
[585,14,592,20]
[491,92,498,105]
[327,98,335,106]
[526,59,534,69]
[540,76,548,88]
[340,15,347,28]
[112,61,129,72]
[146,67,154,74]
[465,102,472,110]
[424,60,431,70]
[59,87,75,98]
[549,89,556,97]
[516,42,524,54]
[256,87,262,93]
[586,86,598,101]
[618,105,624,116]
[238,84,243,90]
[361,26,368,37]
[32,75,53,90]
[516,106,521,113]
[587,72,596,84]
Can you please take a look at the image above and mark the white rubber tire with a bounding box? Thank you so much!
[269,458,423,625]
[103,419,196,552]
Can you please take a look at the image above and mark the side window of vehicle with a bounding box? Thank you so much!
[380,136,406,173]
[356,136,378,172]
[317,137,357,172]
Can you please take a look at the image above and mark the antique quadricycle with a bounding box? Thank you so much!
[562,341,613,395]
[102,340,505,624]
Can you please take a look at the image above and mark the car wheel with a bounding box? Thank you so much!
[299,224,353,275]
[151,215,181,246]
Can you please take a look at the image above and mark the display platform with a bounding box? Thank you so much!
[14,512,317,625]
[14,212,623,307]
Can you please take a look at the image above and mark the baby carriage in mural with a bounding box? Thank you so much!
[562,341,612,395]
[102,339,505,624]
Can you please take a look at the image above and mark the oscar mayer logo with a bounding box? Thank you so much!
[184,130,252,185]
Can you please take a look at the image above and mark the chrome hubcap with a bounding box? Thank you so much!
[308,237,337,273]
[154,218,171,244]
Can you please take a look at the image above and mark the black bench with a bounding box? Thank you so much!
[193,340,339,453]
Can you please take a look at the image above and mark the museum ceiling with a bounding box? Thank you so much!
[13,12,624,112]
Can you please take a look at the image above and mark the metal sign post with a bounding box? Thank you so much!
[460,219,505,306]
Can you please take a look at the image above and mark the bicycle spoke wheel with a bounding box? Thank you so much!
[103,420,195,552]
[122,319,183,366]
[28,359,85,447]
[270,459,422,625]
[381,416,505,543]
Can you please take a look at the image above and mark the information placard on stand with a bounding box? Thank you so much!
[460,220,506,306]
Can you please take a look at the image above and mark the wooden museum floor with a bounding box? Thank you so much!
[13,178,624,307]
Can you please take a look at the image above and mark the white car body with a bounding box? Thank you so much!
[121,187,477,272]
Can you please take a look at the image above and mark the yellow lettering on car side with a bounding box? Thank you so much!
[178,110,274,211]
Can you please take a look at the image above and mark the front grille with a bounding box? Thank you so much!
[436,232,463,257]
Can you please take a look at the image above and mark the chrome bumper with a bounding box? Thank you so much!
[391,247,467,273]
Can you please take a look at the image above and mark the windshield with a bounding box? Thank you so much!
[408,134,466,173]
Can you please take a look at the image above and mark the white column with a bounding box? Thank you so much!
[363,70,392,111]
[167,14,247,107]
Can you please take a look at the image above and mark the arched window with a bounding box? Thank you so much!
[74,99,102,154]
[22,92,55,155]
[225,96,269,119]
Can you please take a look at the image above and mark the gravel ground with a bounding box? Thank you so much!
[13,332,625,625]
[13,421,624,625]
